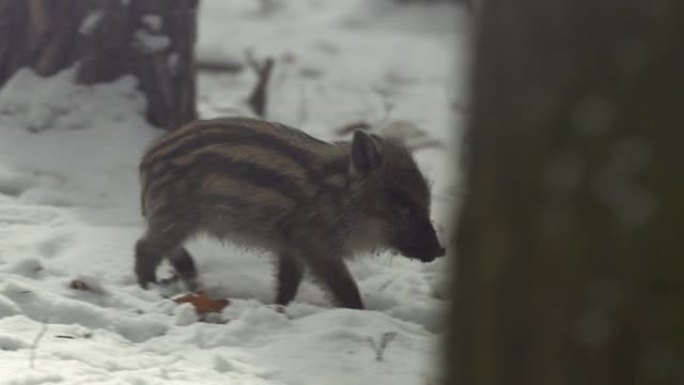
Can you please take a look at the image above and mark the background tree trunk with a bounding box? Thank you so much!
[448,0,683,384]
[0,0,198,130]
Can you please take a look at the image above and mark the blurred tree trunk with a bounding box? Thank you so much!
[0,0,198,130]
[397,0,473,10]
[448,0,683,384]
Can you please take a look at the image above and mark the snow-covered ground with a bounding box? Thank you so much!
[0,1,469,384]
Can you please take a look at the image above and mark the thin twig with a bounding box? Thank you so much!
[29,317,49,369]
[368,331,398,361]
[246,53,275,118]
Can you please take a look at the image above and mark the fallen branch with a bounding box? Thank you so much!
[196,58,244,73]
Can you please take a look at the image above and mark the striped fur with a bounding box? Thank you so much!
[134,117,445,309]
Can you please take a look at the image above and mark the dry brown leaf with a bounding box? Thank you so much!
[173,292,230,314]
[69,278,104,293]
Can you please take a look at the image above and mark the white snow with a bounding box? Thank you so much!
[79,10,104,36]
[133,30,171,54]
[141,15,163,33]
[0,1,469,384]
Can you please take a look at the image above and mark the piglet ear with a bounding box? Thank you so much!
[350,130,382,177]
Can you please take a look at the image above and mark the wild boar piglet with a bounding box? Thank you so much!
[135,117,445,309]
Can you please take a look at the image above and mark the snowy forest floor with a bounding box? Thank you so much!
[0,1,469,384]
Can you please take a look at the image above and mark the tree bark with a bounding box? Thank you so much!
[448,0,684,384]
[0,0,198,130]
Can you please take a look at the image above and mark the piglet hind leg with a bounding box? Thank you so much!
[134,224,192,290]
[167,247,200,292]
[274,252,305,306]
